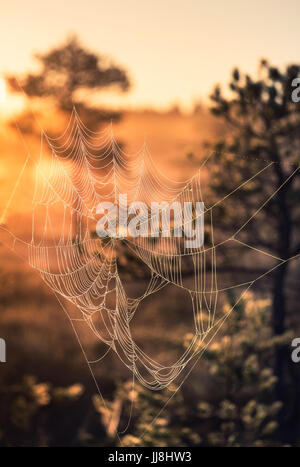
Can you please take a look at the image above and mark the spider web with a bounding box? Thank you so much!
[0,108,299,442]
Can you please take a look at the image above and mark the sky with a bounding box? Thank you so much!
[0,0,300,110]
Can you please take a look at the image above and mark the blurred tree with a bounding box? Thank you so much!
[6,36,131,236]
[0,375,86,446]
[6,35,130,127]
[94,294,288,447]
[94,379,201,447]
[0,296,293,446]
[196,292,288,446]
[208,60,300,442]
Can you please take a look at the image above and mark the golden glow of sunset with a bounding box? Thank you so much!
[1,1,300,110]
[0,78,6,104]
[0,81,25,118]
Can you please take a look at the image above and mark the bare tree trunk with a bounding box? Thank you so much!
[272,263,288,440]
[272,182,291,442]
